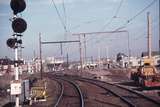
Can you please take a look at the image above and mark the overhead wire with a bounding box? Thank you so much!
[134,17,159,41]
[51,0,67,32]
[104,0,158,55]
[58,0,157,60]
[126,0,157,25]
[101,0,124,31]
[62,0,72,57]
[81,0,157,59]
[51,0,70,57]
[70,19,98,31]
[114,0,124,18]
[92,0,157,45]
[115,0,157,30]
[62,0,67,30]
[132,23,159,55]
[68,0,125,58]
[85,0,124,45]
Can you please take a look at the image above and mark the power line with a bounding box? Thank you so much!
[69,0,157,58]
[114,0,124,18]
[101,0,124,31]
[62,0,67,29]
[127,0,157,24]
[51,0,69,54]
[134,17,159,41]
[51,0,67,32]
[84,0,124,45]
[70,19,98,31]
[116,0,157,30]
[93,0,157,45]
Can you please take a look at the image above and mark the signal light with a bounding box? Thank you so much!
[10,0,26,15]
[6,38,22,48]
[12,18,27,33]
[6,38,17,48]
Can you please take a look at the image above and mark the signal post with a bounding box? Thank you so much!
[7,0,27,107]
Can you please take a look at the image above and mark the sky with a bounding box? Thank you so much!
[0,0,159,61]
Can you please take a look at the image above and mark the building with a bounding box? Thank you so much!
[141,51,160,66]
[0,58,14,75]
[45,57,64,71]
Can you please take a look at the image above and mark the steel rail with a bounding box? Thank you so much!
[112,83,160,105]
[78,77,160,107]
[75,78,136,107]
[53,80,64,107]
[46,75,64,107]
[86,77,160,105]
[57,77,85,107]
[44,74,84,107]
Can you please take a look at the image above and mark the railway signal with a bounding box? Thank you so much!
[10,0,26,15]
[8,0,27,107]
[12,18,27,33]
[7,38,17,48]
[6,38,22,49]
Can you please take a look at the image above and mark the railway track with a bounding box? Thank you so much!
[48,75,84,107]
[75,79,130,107]
[52,78,64,107]
[46,73,159,107]
[73,77,160,107]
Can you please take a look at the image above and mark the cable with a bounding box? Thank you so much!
[51,0,158,59]
[101,0,124,31]
[84,0,124,45]
[51,0,67,32]
[62,0,67,29]
[69,0,157,59]
[70,19,98,31]
[92,0,157,45]
[134,18,159,41]
[51,0,68,54]
[114,0,124,18]
[127,0,157,24]
[116,0,157,30]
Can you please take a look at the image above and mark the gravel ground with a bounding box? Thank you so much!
[76,80,128,107]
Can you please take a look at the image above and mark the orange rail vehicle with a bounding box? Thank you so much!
[131,58,160,87]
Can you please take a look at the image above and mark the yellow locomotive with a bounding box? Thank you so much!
[131,58,160,87]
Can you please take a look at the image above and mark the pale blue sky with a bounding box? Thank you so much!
[0,0,159,60]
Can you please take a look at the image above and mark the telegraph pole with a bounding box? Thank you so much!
[66,53,69,68]
[106,46,109,59]
[33,50,36,59]
[79,36,83,72]
[98,47,101,72]
[147,12,152,58]
[126,31,131,66]
[83,34,87,64]
[39,33,43,80]
[60,43,63,55]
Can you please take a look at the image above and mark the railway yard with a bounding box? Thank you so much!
[1,68,160,107]
[0,0,160,107]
